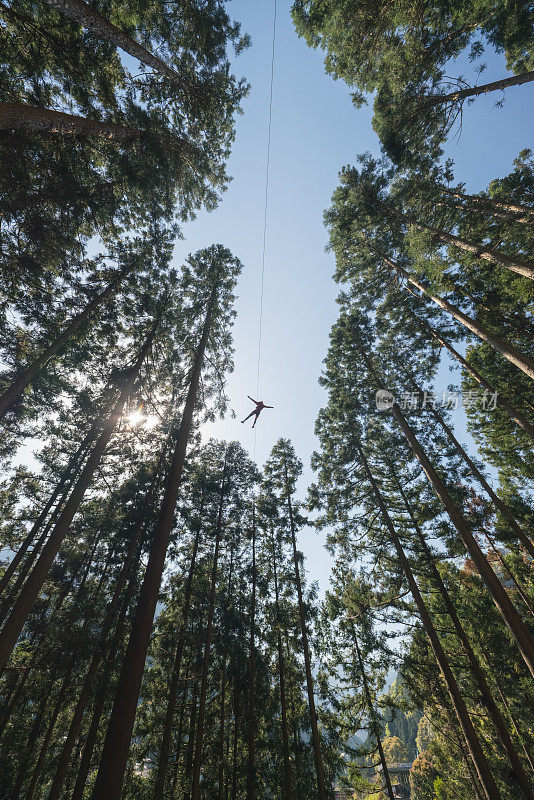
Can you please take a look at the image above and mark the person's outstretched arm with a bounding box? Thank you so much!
[248,395,258,403]
[264,404,274,408]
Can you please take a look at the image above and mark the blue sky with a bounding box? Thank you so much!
[172,0,534,594]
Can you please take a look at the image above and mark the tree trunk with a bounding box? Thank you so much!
[409,308,534,440]
[444,188,534,219]
[284,461,327,800]
[394,473,534,800]
[191,457,227,800]
[153,507,203,798]
[362,348,534,678]
[0,266,131,419]
[0,419,98,603]
[46,458,164,800]
[9,671,56,799]
[493,675,534,774]
[404,374,534,557]
[385,204,534,280]
[69,576,135,800]
[184,672,201,798]
[25,668,74,800]
[170,654,193,793]
[271,528,292,800]
[351,629,396,800]
[231,670,240,800]
[0,321,158,672]
[0,102,144,139]
[356,441,503,800]
[218,658,227,800]
[246,507,257,800]
[91,285,218,800]
[480,529,533,614]
[41,0,189,89]
[427,71,534,107]
[381,251,534,379]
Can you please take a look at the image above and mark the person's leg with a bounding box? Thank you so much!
[252,411,260,428]
[241,411,256,423]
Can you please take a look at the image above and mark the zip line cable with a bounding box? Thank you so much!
[253,0,277,461]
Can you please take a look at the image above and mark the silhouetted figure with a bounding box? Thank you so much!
[241,396,273,428]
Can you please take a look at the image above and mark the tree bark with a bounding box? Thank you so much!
[427,71,534,107]
[404,374,534,557]
[25,667,74,800]
[0,321,158,672]
[90,285,218,800]
[46,457,164,800]
[363,350,534,678]
[284,461,327,800]
[0,266,131,419]
[246,506,257,800]
[409,308,534,440]
[153,506,203,798]
[9,670,57,799]
[0,423,97,602]
[356,441,503,800]
[380,251,534,379]
[69,571,137,800]
[351,629,396,800]
[0,102,144,139]
[444,188,534,219]
[218,658,227,800]
[191,457,227,800]
[40,0,189,89]
[394,473,534,800]
[271,528,292,800]
[384,204,534,280]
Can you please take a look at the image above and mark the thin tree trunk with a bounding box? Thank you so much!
[69,593,132,800]
[427,71,534,107]
[25,668,74,800]
[231,671,240,800]
[404,374,534,557]
[0,437,92,601]
[385,204,534,280]
[271,528,292,800]
[480,528,534,614]
[351,629,396,800]
[9,671,56,799]
[379,250,534,378]
[24,542,116,800]
[170,656,192,793]
[91,285,218,800]
[246,506,257,800]
[444,188,534,219]
[218,657,227,800]
[284,461,327,800]
[0,102,143,139]
[46,457,164,800]
[493,675,534,774]
[191,457,227,800]
[356,440,502,800]
[394,473,534,800]
[408,308,534,440]
[41,0,189,89]
[363,349,534,677]
[153,507,203,798]
[0,266,131,419]
[0,321,158,672]
[436,196,532,226]
[184,672,200,799]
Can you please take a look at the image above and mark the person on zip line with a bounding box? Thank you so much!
[241,396,273,427]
